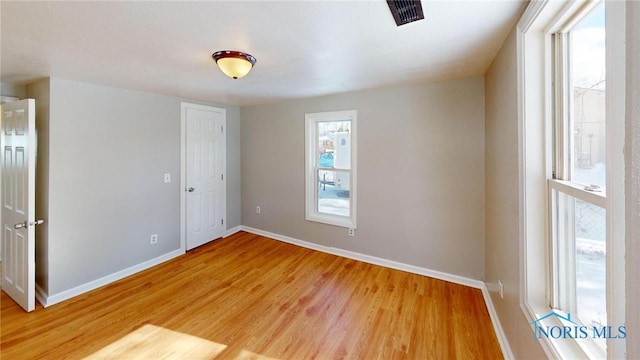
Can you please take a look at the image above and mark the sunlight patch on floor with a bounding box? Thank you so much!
[235,349,281,360]
[83,324,227,359]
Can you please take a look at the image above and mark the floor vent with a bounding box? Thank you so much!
[387,0,425,26]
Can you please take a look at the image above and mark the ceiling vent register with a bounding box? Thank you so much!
[386,0,425,26]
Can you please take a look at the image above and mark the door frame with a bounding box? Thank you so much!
[179,102,226,252]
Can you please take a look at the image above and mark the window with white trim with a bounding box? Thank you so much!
[550,2,608,355]
[305,110,357,228]
[519,1,625,359]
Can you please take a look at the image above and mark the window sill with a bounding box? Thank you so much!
[305,212,355,229]
[522,303,606,360]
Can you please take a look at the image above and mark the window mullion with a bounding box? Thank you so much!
[566,196,578,316]
[550,188,582,319]
[550,188,561,309]
[554,32,571,180]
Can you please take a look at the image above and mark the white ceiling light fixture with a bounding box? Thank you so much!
[212,50,257,79]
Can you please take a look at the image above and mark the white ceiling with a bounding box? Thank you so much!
[1,1,526,106]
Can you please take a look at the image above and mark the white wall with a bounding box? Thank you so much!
[241,78,486,280]
[1,81,26,99]
[25,78,241,297]
[484,27,546,359]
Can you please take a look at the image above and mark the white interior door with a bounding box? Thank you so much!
[1,99,37,312]
[183,103,225,251]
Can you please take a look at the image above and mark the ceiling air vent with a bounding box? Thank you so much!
[386,0,424,26]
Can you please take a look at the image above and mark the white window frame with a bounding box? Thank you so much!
[549,0,606,326]
[305,110,357,229]
[518,1,625,359]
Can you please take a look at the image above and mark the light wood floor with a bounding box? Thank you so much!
[1,231,503,359]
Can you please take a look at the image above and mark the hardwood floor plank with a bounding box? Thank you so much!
[1,232,503,359]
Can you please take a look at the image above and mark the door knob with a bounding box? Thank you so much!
[13,220,44,229]
[29,220,45,227]
[188,187,195,192]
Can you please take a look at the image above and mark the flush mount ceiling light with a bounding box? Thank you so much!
[212,50,257,79]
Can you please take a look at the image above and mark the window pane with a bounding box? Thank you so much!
[318,169,350,217]
[555,190,607,351]
[575,198,607,326]
[575,198,607,351]
[318,121,351,170]
[317,120,352,217]
[571,3,606,189]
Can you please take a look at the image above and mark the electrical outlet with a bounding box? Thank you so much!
[348,228,355,237]
[498,280,504,299]
[164,173,171,183]
[150,234,158,244]
[256,206,261,214]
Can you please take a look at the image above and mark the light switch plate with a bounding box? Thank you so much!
[164,173,171,183]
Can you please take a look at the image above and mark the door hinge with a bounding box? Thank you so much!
[221,125,224,133]
[221,174,224,180]
[221,218,224,225]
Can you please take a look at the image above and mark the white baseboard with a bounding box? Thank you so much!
[224,225,242,238]
[39,248,184,308]
[481,285,515,359]
[241,226,513,358]
[32,225,513,359]
[35,283,47,307]
[36,227,246,308]
[241,226,484,289]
